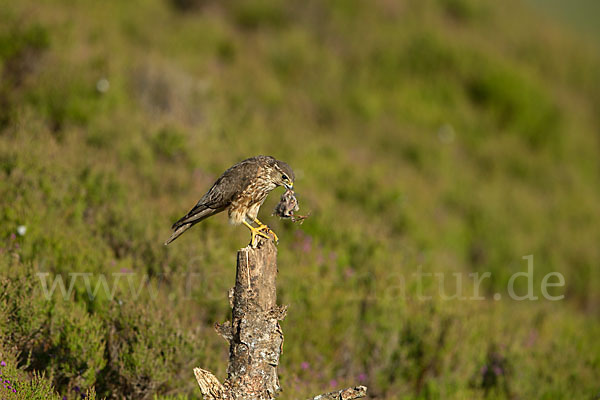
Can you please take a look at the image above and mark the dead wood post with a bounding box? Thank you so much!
[193,237,367,400]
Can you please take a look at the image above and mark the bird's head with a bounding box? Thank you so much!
[272,160,295,190]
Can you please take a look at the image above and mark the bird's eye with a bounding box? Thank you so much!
[282,174,289,181]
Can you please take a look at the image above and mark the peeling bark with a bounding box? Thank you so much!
[194,368,225,400]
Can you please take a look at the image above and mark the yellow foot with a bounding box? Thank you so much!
[253,218,279,244]
[259,224,279,244]
[243,221,275,247]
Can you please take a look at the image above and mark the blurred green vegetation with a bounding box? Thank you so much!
[524,0,600,47]
[0,0,599,398]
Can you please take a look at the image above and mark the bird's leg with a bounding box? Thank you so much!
[252,217,279,243]
[243,220,271,247]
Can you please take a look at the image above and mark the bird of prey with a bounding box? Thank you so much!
[165,155,295,247]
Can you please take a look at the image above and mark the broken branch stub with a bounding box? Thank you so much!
[309,386,368,400]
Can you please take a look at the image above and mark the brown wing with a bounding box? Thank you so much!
[165,157,264,245]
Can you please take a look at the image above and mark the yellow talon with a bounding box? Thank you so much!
[264,226,279,244]
[243,220,272,247]
[253,218,279,244]
[249,218,279,245]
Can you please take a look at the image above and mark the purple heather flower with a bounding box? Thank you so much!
[4,379,10,383]
[300,234,312,253]
[358,373,367,382]
[13,388,17,393]
[301,362,310,370]
[329,379,338,388]
[74,385,81,392]
[493,366,503,376]
[0,361,6,366]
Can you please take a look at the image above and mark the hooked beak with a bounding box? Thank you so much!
[284,182,293,190]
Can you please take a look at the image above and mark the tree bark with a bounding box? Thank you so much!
[193,237,367,400]
[194,237,285,400]
[226,238,286,399]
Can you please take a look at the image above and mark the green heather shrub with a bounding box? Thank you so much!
[97,302,200,399]
[47,304,106,392]
[0,345,63,399]
[0,21,50,128]
[230,0,290,30]
[0,22,49,62]
[437,0,486,22]
[0,261,50,358]
[465,61,561,147]
[151,127,189,162]
[0,0,599,398]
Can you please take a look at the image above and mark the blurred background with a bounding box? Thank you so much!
[0,0,599,399]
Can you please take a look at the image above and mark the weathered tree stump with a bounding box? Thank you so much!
[193,237,367,400]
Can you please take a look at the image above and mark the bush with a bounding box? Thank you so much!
[47,304,106,392]
[97,302,198,399]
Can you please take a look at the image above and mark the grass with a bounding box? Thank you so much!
[1,0,599,398]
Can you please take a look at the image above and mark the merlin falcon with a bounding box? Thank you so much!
[165,155,295,247]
